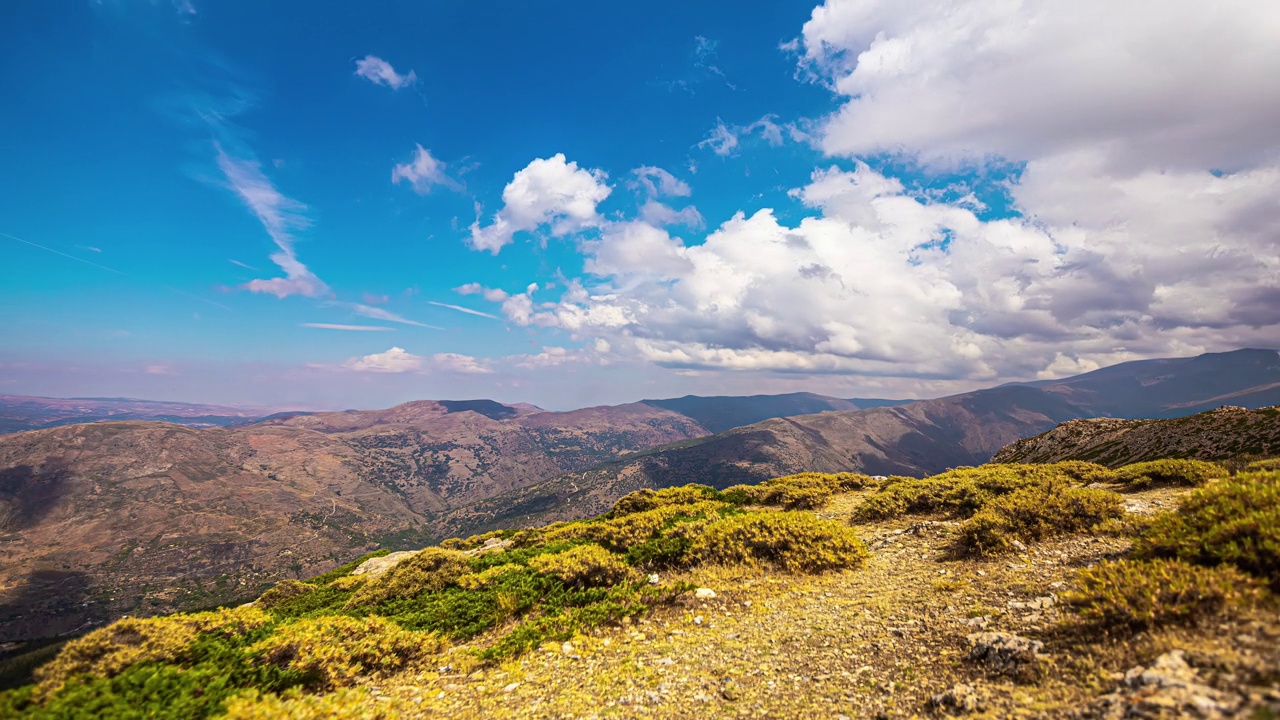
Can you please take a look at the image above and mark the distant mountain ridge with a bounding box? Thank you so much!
[0,395,269,435]
[640,392,910,434]
[435,349,1280,535]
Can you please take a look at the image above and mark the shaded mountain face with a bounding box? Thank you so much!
[641,393,908,434]
[0,401,707,646]
[0,395,266,434]
[1023,348,1280,416]
[992,405,1280,466]
[437,349,1280,536]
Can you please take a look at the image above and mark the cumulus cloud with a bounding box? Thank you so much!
[354,55,417,90]
[392,144,457,194]
[455,283,510,303]
[486,160,1279,380]
[341,347,423,373]
[215,144,330,299]
[468,154,612,254]
[797,0,1280,172]
[432,353,493,374]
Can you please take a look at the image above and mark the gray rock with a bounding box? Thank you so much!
[1088,650,1246,719]
[965,631,1044,677]
[349,550,420,578]
[931,683,983,713]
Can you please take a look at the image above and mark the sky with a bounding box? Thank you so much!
[1,0,1277,411]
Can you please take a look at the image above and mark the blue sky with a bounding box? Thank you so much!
[2,0,1277,410]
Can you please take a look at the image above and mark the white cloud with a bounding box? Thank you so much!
[301,323,393,332]
[797,0,1280,172]
[495,160,1280,380]
[215,144,330,299]
[697,115,788,156]
[468,154,612,254]
[639,201,704,229]
[349,304,441,329]
[392,144,457,194]
[455,283,510,303]
[632,166,692,198]
[427,301,499,320]
[342,347,424,373]
[354,55,417,90]
[509,346,578,369]
[432,353,493,374]
[145,363,178,376]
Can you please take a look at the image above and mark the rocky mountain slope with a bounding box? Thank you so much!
[0,395,268,435]
[5,461,1277,718]
[993,405,1280,466]
[438,350,1280,535]
[0,401,706,646]
[640,392,909,434]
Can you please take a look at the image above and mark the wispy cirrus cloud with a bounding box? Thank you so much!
[349,303,442,329]
[354,55,417,90]
[392,144,459,194]
[215,143,330,299]
[427,301,499,320]
[301,323,393,332]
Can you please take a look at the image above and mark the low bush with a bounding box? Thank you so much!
[33,607,272,701]
[249,616,440,690]
[221,687,411,719]
[1133,470,1280,587]
[611,485,722,516]
[1044,460,1117,484]
[1245,457,1280,472]
[852,464,1054,521]
[455,563,525,590]
[345,548,470,608]
[541,500,731,551]
[722,473,874,510]
[256,580,316,610]
[1113,459,1227,489]
[954,483,1123,556]
[527,545,640,588]
[689,511,869,573]
[1065,559,1262,630]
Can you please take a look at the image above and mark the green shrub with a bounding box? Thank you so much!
[720,473,875,509]
[345,548,470,608]
[1065,559,1263,630]
[32,607,271,701]
[1114,459,1227,489]
[256,580,316,610]
[527,545,640,588]
[1245,458,1280,472]
[1134,470,1280,587]
[542,501,730,551]
[955,483,1124,556]
[456,563,526,590]
[1044,460,1117,483]
[689,511,869,573]
[249,616,440,690]
[611,485,721,515]
[221,688,403,719]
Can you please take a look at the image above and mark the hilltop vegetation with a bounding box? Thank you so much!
[994,405,1280,466]
[5,456,1278,718]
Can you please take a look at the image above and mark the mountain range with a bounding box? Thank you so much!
[1,348,1277,649]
